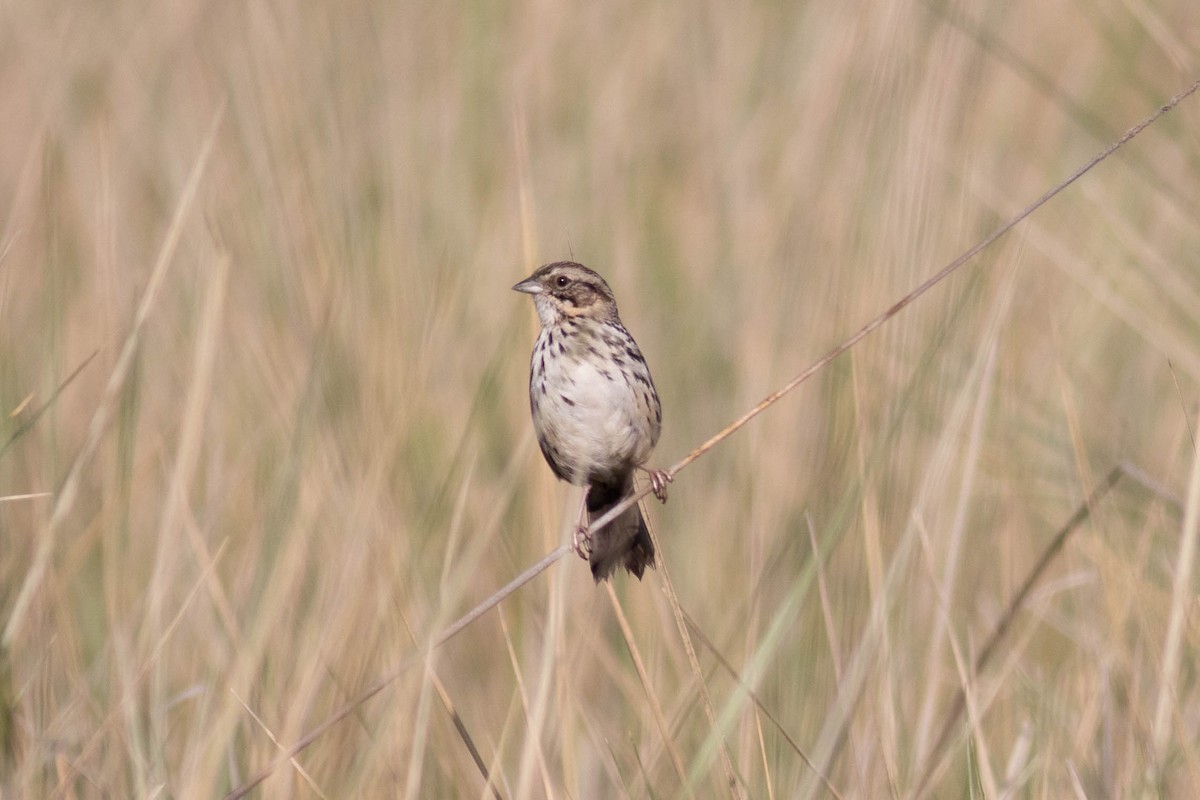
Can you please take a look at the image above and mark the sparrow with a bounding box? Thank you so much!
[513,261,670,580]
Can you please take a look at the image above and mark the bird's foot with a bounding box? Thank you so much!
[643,468,673,503]
[572,524,592,560]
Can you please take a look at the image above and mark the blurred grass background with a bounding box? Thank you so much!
[1,0,1199,796]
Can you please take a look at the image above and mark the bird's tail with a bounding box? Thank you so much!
[586,475,656,582]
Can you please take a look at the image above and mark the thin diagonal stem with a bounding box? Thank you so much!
[224,546,570,800]
[587,77,1200,539]
[0,350,99,460]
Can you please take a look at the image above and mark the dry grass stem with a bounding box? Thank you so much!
[912,465,1125,796]
[681,610,845,800]
[3,104,226,648]
[230,689,328,799]
[604,582,691,792]
[639,503,743,798]
[1151,420,1200,766]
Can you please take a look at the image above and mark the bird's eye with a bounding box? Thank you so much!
[555,275,569,288]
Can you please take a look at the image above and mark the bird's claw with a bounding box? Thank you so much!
[648,469,672,503]
[573,524,592,560]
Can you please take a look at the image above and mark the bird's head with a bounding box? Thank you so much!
[512,261,620,326]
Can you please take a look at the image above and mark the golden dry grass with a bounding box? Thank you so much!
[2,1,1199,797]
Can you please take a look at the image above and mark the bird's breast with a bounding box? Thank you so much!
[529,325,655,483]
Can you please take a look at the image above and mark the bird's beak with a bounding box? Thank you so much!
[511,277,542,295]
